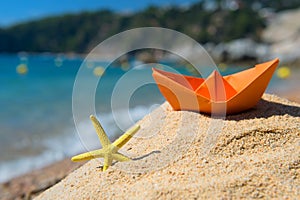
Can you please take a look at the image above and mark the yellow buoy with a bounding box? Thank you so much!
[93,66,105,77]
[276,66,291,79]
[121,62,130,71]
[218,63,227,72]
[16,64,28,75]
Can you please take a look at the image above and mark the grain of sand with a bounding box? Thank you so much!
[36,94,300,199]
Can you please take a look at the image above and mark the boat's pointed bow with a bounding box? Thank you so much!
[225,58,280,114]
[255,58,279,71]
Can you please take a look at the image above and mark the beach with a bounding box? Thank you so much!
[14,93,296,199]
[1,56,300,199]
[1,59,299,199]
[1,2,300,199]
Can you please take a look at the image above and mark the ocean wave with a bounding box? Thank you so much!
[0,105,153,183]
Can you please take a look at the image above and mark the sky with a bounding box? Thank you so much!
[0,0,200,27]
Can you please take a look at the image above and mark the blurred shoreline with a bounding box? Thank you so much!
[3,7,300,68]
[0,158,85,200]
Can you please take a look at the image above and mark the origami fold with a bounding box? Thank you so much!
[152,58,279,114]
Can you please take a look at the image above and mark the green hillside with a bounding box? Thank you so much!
[0,0,299,53]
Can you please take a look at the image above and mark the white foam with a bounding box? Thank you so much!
[0,105,152,183]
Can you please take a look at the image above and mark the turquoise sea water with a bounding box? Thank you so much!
[0,53,167,182]
[0,53,285,182]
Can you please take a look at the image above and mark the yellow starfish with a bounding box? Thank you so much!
[71,115,140,171]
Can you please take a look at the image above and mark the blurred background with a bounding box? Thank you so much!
[0,0,300,198]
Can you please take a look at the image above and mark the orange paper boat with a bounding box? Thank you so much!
[152,58,279,115]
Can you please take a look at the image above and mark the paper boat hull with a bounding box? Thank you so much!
[152,59,279,115]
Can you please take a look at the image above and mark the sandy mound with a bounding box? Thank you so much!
[36,94,300,199]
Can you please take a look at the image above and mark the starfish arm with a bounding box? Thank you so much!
[113,125,140,149]
[90,115,111,147]
[103,155,113,171]
[71,149,105,162]
[112,152,131,162]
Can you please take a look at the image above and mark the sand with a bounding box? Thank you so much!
[0,159,84,200]
[36,94,300,199]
